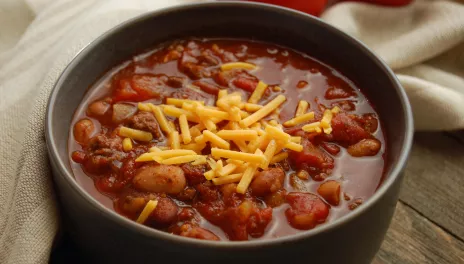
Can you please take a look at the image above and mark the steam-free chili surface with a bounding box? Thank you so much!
[69,39,385,241]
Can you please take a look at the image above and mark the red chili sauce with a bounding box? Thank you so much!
[69,39,385,241]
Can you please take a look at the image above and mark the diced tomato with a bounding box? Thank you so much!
[130,75,165,100]
[320,142,341,155]
[213,70,236,86]
[232,77,259,92]
[247,207,273,238]
[96,175,126,193]
[285,192,329,230]
[331,113,371,146]
[289,138,334,178]
[71,151,86,163]
[112,79,140,102]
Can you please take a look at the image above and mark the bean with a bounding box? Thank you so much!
[133,164,186,194]
[347,138,381,157]
[87,100,110,116]
[250,168,285,196]
[73,119,95,144]
[150,197,178,224]
[120,196,147,215]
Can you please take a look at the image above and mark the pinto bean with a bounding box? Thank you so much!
[150,197,178,224]
[73,119,95,144]
[87,100,111,117]
[249,168,285,197]
[133,165,186,194]
[120,196,147,215]
[317,180,341,206]
[347,138,381,157]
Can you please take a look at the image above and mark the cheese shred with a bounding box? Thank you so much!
[119,127,153,142]
[136,200,158,224]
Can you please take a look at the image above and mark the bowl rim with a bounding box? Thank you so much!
[45,1,414,249]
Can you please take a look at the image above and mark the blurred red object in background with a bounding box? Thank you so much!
[246,0,329,16]
[241,0,413,17]
[343,0,413,6]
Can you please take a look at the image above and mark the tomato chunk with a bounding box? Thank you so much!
[232,77,258,92]
[112,79,140,102]
[289,138,334,180]
[285,192,329,230]
[331,113,371,146]
[130,75,166,100]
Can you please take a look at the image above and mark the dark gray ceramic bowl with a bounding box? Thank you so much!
[45,2,413,264]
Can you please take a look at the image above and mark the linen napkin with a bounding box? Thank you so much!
[0,0,462,263]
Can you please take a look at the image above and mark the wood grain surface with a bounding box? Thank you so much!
[374,132,464,264]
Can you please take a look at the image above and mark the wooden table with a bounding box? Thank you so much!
[51,132,464,264]
[373,132,464,264]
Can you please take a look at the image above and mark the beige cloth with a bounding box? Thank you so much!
[0,0,462,263]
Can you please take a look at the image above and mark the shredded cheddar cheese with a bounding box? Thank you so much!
[119,127,153,142]
[160,155,203,165]
[295,100,309,117]
[248,81,267,104]
[203,130,230,150]
[212,173,243,185]
[221,62,257,71]
[122,138,133,152]
[136,200,158,224]
[149,104,173,134]
[170,131,180,149]
[130,74,342,194]
[261,139,277,169]
[191,155,207,165]
[179,114,191,144]
[236,149,262,194]
[270,152,288,164]
[244,103,263,112]
[283,112,315,127]
[138,103,151,112]
[166,98,204,107]
[216,130,258,141]
[240,95,286,127]
[211,148,265,164]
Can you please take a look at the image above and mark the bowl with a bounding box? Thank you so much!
[45,2,413,263]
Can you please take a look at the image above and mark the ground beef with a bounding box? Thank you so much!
[181,163,207,185]
[84,134,125,173]
[127,111,161,139]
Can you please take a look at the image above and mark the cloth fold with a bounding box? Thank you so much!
[0,0,463,263]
